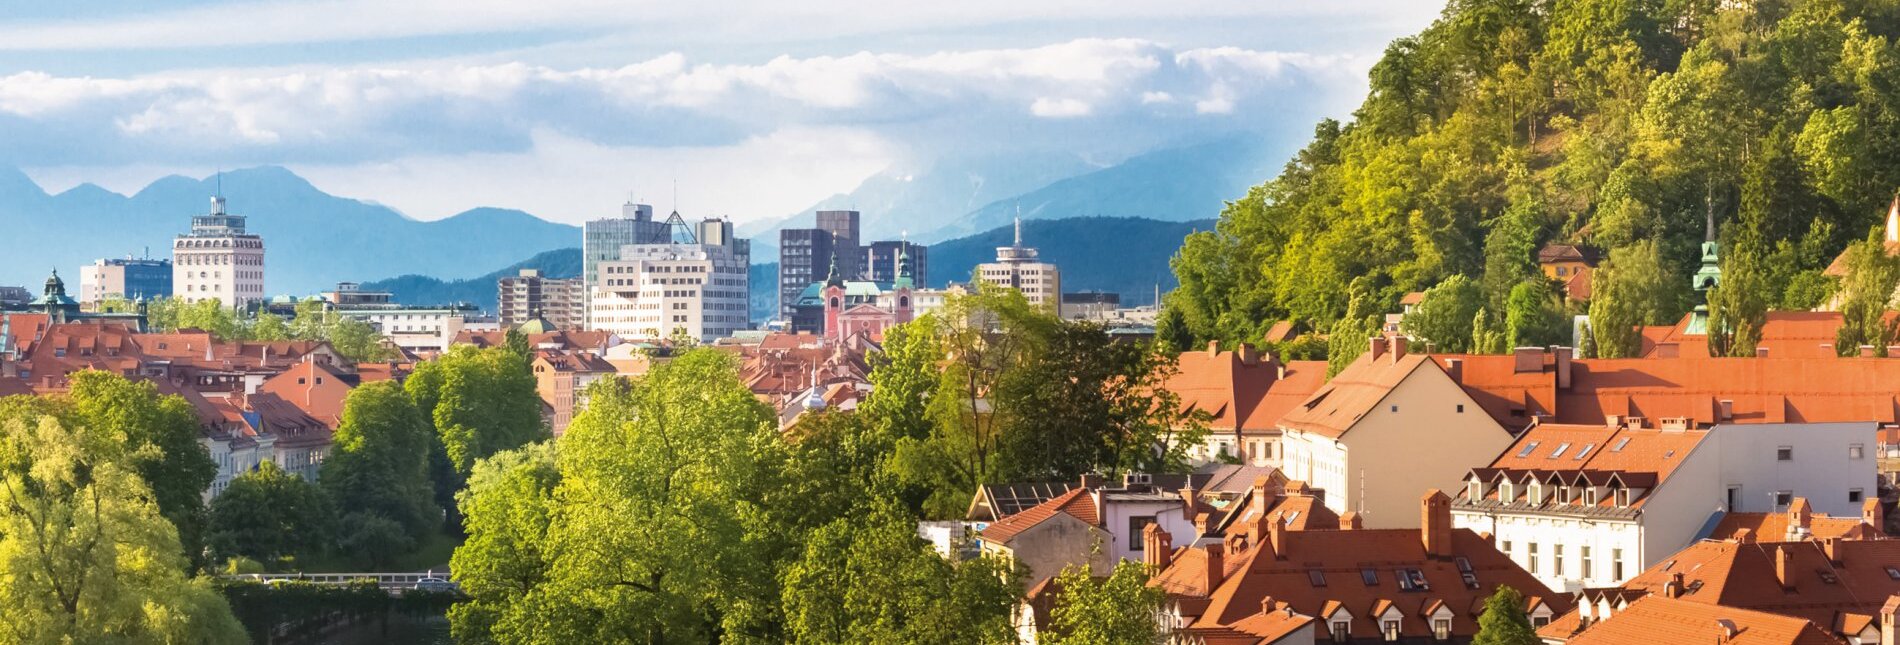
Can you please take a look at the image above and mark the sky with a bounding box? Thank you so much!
[0,1,1442,225]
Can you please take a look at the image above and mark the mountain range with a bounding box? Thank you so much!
[0,166,578,295]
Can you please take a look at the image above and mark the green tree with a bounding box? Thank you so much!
[208,461,337,568]
[1472,585,1540,645]
[0,413,245,643]
[1504,279,1567,349]
[1041,559,1166,645]
[406,346,548,477]
[1834,229,1900,356]
[780,504,1020,644]
[320,381,438,559]
[450,349,785,642]
[448,442,560,644]
[250,312,290,342]
[1588,241,1676,358]
[1402,274,1483,352]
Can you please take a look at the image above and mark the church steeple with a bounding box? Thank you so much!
[824,252,844,289]
[1686,210,1723,336]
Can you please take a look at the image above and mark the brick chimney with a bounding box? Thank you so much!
[1756,347,1770,358]
[1553,346,1573,389]
[1340,511,1363,530]
[1203,544,1225,592]
[1733,528,1755,544]
[1207,340,1221,357]
[1238,343,1260,366]
[1775,545,1795,591]
[1444,358,1463,384]
[1253,475,1276,515]
[1270,514,1289,560]
[1665,572,1685,598]
[1867,499,1886,533]
[1080,473,1104,489]
[1143,524,1173,569]
[1825,537,1843,566]
[1880,594,1900,645]
[1369,336,1388,361]
[1789,498,1812,539]
[1513,347,1542,373]
[1422,489,1452,558]
[1388,336,1408,362]
[1260,595,1276,616]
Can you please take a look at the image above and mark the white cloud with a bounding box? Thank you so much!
[1030,97,1092,118]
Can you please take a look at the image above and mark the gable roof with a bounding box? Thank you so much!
[1459,422,1711,513]
[258,359,354,428]
[1277,351,1445,439]
[1641,311,1846,360]
[967,482,1078,522]
[1167,346,1327,436]
[1564,595,1846,645]
[978,487,1099,544]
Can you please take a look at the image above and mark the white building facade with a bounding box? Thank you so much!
[976,219,1061,309]
[337,306,472,353]
[1451,420,1878,593]
[588,218,750,342]
[173,196,265,307]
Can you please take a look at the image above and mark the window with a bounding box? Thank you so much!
[1776,491,1794,510]
[1468,480,1482,500]
[1611,437,1632,452]
[1308,570,1327,587]
[1331,622,1350,642]
[1582,546,1593,579]
[1614,488,1631,507]
[1128,516,1156,550]
[1727,486,1740,510]
[1502,540,1512,556]
[1585,488,1599,505]
[1383,619,1401,641]
[1554,545,1565,576]
[1851,489,1865,504]
[1777,446,1793,461]
[1516,441,1541,458]
[1362,568,1379,585]
[1532,615,1551,628]
[1884,566,1900,581]
[1575,443,1595,460]
[1851,444,1866,460]
[1457,404,1465,413]
[1390,405,1399,413]
[1613,549,1625,580]
[1550,442,1571,459]
[1528,544,1539,574]
[1434,618,1452,640]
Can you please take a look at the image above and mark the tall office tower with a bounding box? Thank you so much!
[976,219,1061,309]
[173,196,265,307]
[862,241,927,286]
[79,257,173,306]
[589,217,751,342]
[583,202,667,300]
[498,269,587,329]
[816,210,861,278]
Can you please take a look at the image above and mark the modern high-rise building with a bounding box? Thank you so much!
[582,202,667,300]
[862,240,927,286]
[777,209,862,320]
[589,217,751,341]
[499,269,586,329]
[78,257,172,306]
[976,219,1061,309]
[172,196,265,307]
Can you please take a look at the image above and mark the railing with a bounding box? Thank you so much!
[224,570,454,593]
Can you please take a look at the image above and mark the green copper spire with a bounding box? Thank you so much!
[1686,209,1722,335]
[825,251,844,289]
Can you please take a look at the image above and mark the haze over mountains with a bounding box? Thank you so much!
[4,135,1278,305]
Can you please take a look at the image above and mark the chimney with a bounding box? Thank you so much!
[1734,528,1755,544]
[1756,347,1769,358]
[1252,475,1275,514]
[1718,399,1734,421]
[1881,593,1900,645]
[1238,343,1260,366]
[1143,524,1173,569]
[1389,336,1408,362]
[1863,345,1878,358]
[1513,347,1542,373]
[1080,473,1104,490]
[1825,537,1843,566]
[1889,345,1900,357]
[1444,358,1463,383]
[1270,515,1289,560]
[1665,572,1685,598]
[1207,340,1220,357]
[1369,337,1388,361]
[1790,498,1812,538]
[1203,544,1224,592]
[1422,489,1452,558]
[1775,545,1795,590]
[1340,511,1363,530]
[1260,595,1276,616]
[1194,512,1212,539]
[1554,346,1574,389]
[1867,499,1886,533]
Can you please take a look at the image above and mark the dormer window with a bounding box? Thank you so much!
[1434,617,1451,640]
[1331,621,1350,642]
[1500,482,1514,501]
[1383,618,1401,641]
[1467,480,1482,500]
[1585,488,1599,506]
[1529,483,1543,504]
[1614,488,1631,507]
[1557,486,1572,504]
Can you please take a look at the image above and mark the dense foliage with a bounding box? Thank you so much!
[0,378,244,643]
[320,381,440,568]
[208,461,338,568]
[1170,0,1900,353]
[138,296,394,362]
[1040,560,1167,645]
[1473,585,1541,645]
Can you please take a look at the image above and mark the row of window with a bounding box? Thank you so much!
[1503,541,1625,581]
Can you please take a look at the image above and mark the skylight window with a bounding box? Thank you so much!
[1455,557,1473,573]
[1362,569,1378,586]
[1308,570,1327,587]
[1611,437,1632,452]
[1550,443,1571,459]
[1516,441,1541,458]
[1887,566,1900,581]
[1574,444,1595,460]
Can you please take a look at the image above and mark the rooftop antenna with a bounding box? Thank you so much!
[1013,203,1023,247]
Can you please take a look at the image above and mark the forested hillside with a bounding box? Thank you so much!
[1167,0,1900,358]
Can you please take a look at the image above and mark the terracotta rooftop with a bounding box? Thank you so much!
[1562,595,1846,645]
[1641,311,1847,360]
[259,359,354,428]
[1167,344,1327,437]
[978,487,1100,544]
[1539,243,1602,265]
[1707,499,1880,543]
[1277,346,1438,439]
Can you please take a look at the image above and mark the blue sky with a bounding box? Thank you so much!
[0,1,1441,224]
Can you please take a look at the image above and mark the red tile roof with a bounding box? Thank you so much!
[979,487,1099,544]
[1167,346,1327,437]
[1277,351,1437,439]
[1564,595,1846,645]
[1641,311,1846,360]
[258,359,354,428]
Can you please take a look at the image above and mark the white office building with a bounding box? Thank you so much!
[976,219,1061,309]
[588,217,750,342]
[173,196,265,307]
